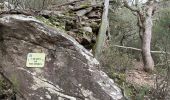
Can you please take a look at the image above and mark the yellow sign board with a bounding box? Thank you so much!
[26,53,46,68]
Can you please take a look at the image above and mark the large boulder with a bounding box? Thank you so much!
[0,14,123,100]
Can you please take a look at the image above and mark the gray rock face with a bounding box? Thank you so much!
[0,14,123,100]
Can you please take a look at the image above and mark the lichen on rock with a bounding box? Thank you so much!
[0,14,123,100]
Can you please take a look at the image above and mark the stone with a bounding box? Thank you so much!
[87,11,101,19]
[76,9,88,16]
[39,10,63,18]
[76,7,93,16]
[82,27,93,33]
[0,14,123,100]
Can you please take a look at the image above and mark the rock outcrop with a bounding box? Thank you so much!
[0,14,123,100]
[39,0,103,50]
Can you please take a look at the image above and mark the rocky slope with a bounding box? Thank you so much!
[38,0,104,50]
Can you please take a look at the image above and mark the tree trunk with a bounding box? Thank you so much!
[124,0,157,72]
[94,0,109,59]
[141,2,155,72]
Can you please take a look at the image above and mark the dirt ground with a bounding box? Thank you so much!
[126,61,157,88]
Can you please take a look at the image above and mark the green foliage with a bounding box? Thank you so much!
[110,0,123,10]
[36,16,66,30]
[123,84,134,99]
[122,84,150,100]
[121,82,151,100]
[109,8,140,48]
[152,8,170,65]
[100,46,136,99]
[0,78,6,94]
[10,75,19,92]
[135,86,150,100]
[36,16,55,26]
[100,47,134,83]
[100,46,152,99]
[100,46,151,99]
[105,6,170,100]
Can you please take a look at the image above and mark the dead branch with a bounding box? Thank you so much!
[113,45,141,51]
[113,45,170,55]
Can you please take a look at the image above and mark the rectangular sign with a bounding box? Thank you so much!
[26,53,46,68]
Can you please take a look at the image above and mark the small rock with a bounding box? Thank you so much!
[83,33,92,42]
[81,21,90,26]
[67,31,77,38]
[82,16,89,20]
[68,5,74,9]
[82,27,93,33]
[76,7,93,16]
[87,11,101,18]
[76,9,88,16]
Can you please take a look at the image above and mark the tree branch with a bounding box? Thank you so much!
[113,45,170,55]
[123,0,139,12]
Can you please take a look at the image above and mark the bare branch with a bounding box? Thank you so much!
[113,45,170,55]
[113,45,141,51]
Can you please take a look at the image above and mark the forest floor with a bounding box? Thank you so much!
[124,60,168,99]
[126,61,156,88]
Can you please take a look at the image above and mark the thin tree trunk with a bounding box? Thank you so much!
[123,0,156,72]
[141,2,155,72]
[94,0,109,59]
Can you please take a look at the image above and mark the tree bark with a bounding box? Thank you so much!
[124,0,157,72]
[141,1,155,72]
[94,0,109,59]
